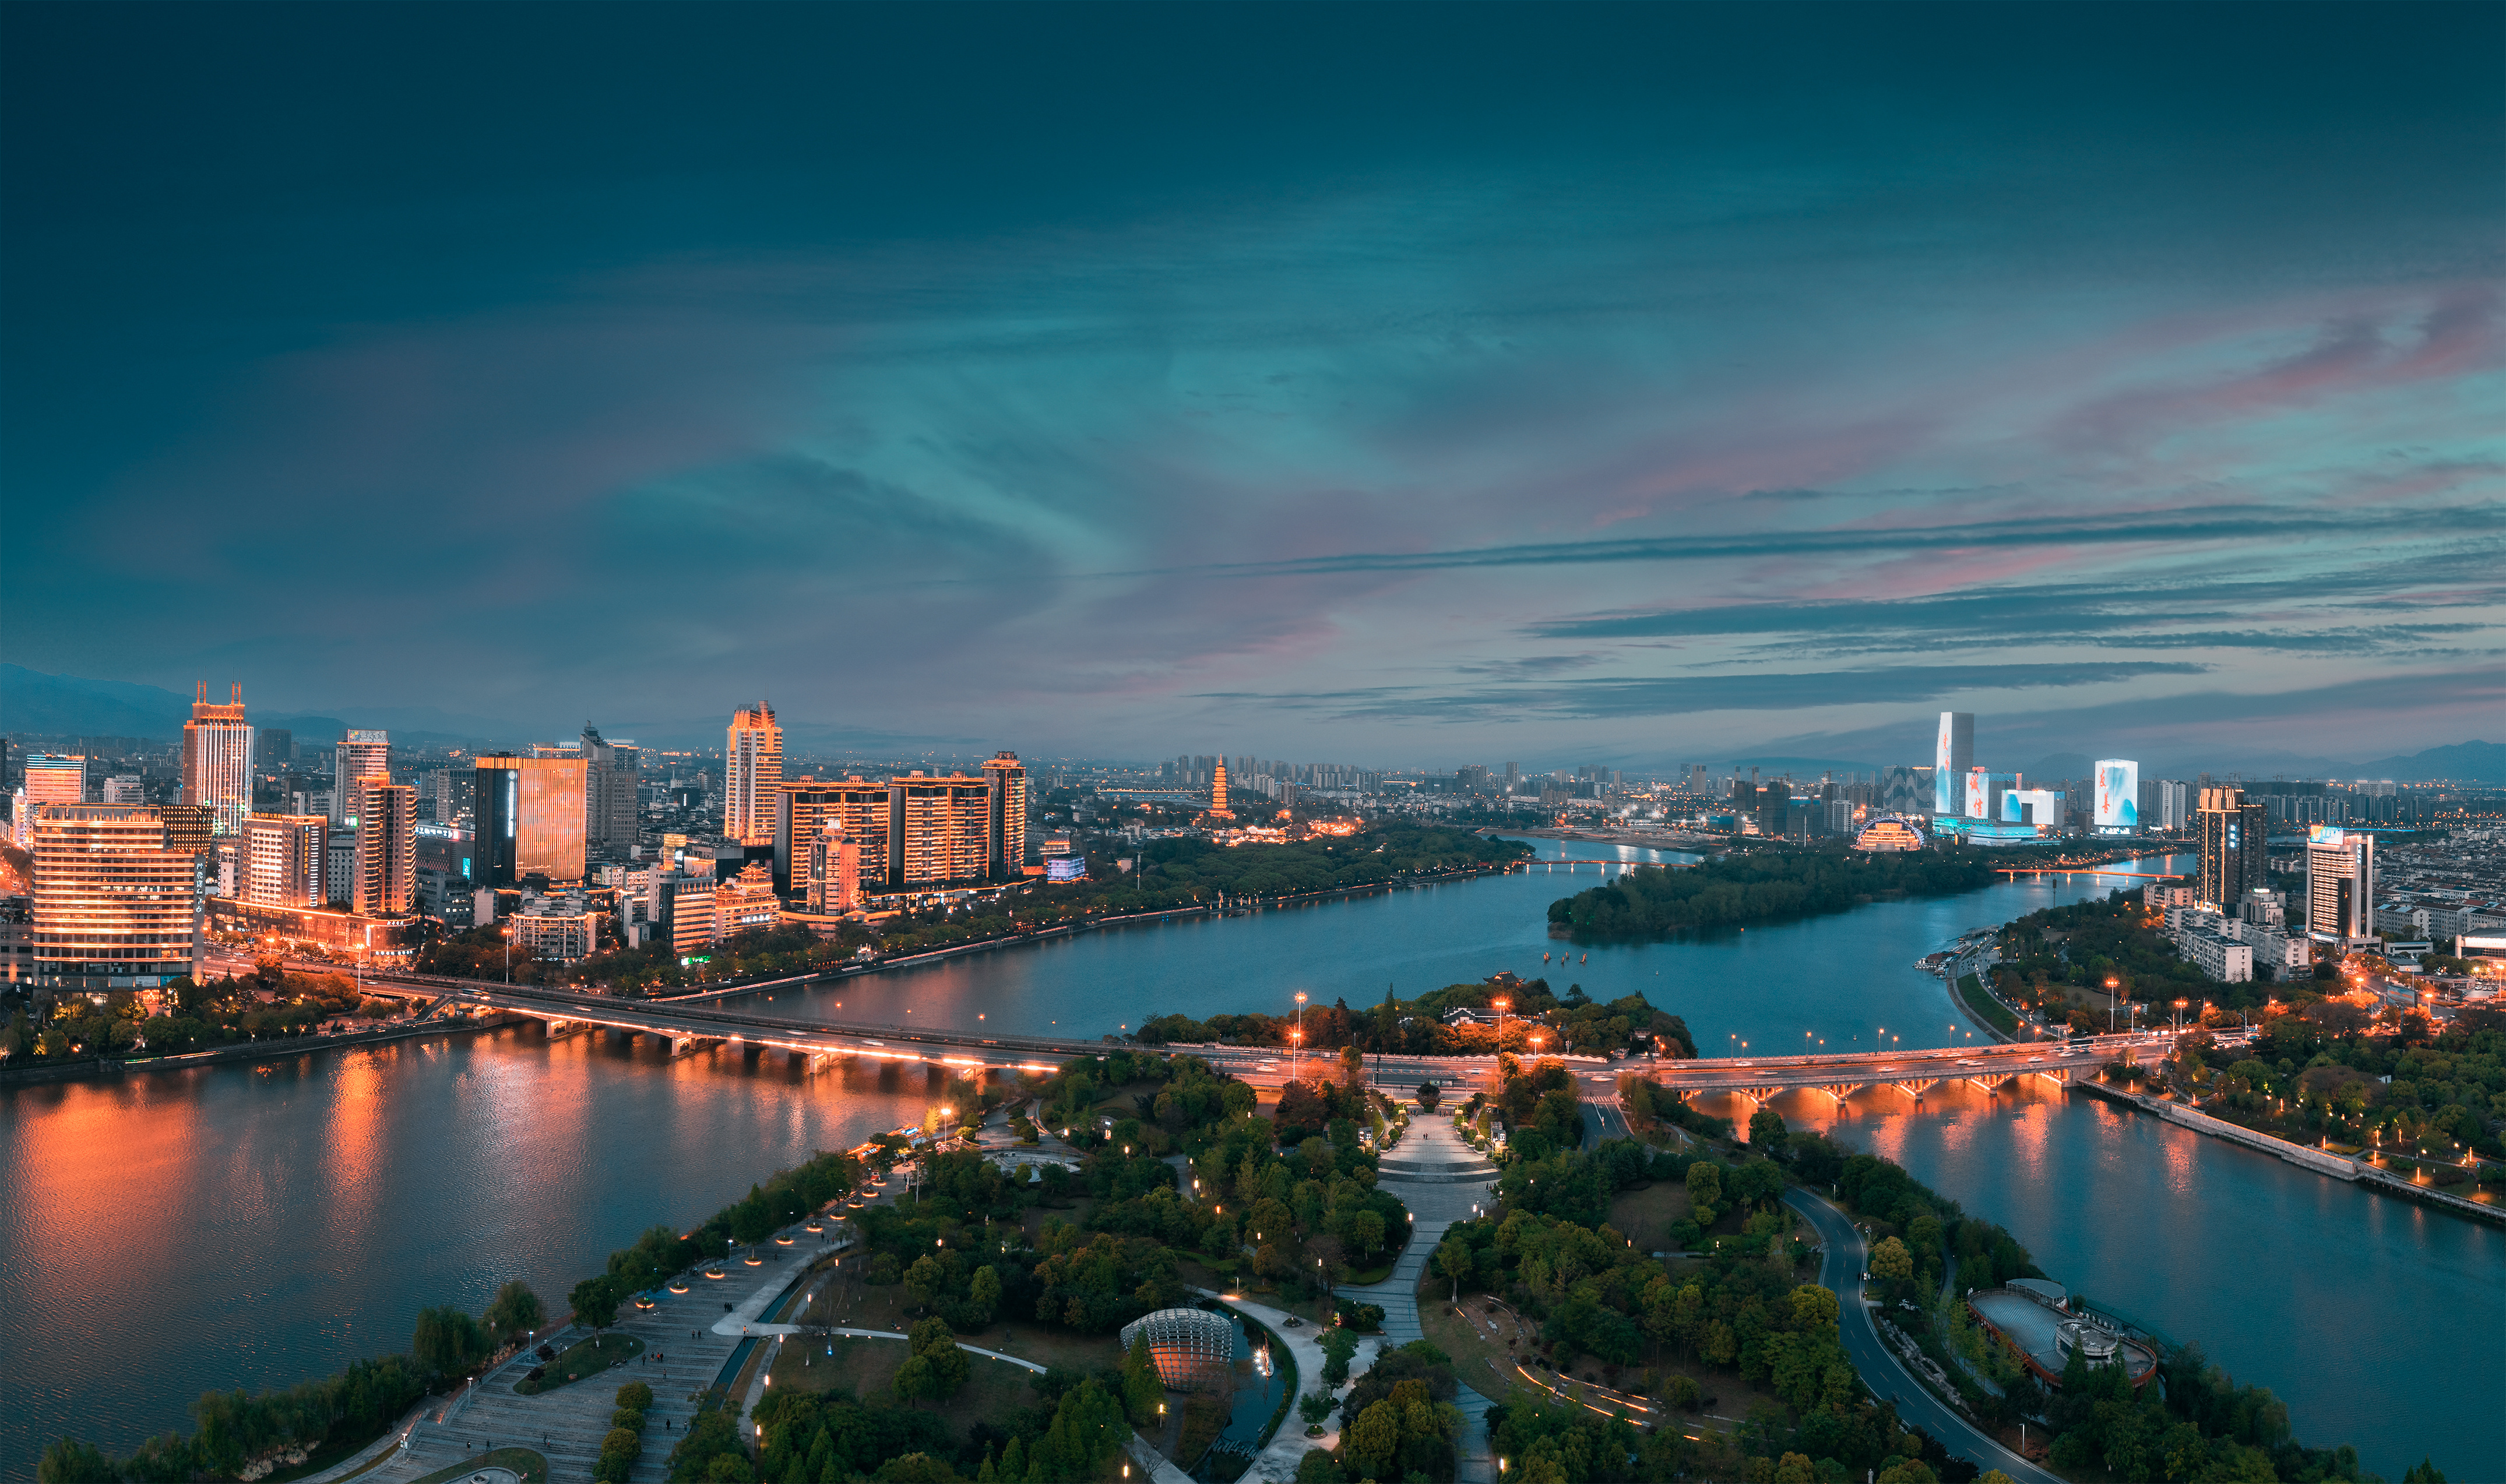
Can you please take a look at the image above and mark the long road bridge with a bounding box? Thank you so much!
[1648,1029,2254,1106]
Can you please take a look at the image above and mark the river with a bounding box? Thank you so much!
[2,840,2494,1477]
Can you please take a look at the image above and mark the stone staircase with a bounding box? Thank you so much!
[1351,1117,1501,1483]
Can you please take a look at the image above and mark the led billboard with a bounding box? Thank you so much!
[2308,825,2347,848]
[1935,712,1973,814]
[2095,760,2139,829]
[1045,856,1087,883]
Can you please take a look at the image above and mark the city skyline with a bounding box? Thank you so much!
[3,5,2498,765]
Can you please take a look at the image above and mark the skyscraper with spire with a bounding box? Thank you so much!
[725,703,783,845]
[182,683,254,837]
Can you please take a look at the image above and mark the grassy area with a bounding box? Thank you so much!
[769,1331,1044,1426]
[1605,1181,1694,1253]
[406,1447,548,1484]
[1955,973,2020,1036]
[513,1332,645,1395]
[785,1256,1124,1376]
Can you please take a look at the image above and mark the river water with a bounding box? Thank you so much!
[2,840,2494,1476]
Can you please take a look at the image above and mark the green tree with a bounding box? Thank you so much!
[1435,1238,1474,1302]
[411,1305,488,1377]
[571,1274,622,1335]
[1749,1106,1789,1148]
[892,1318,970,1408]
[1414,1083,1439,1112]
[968,1265,1003,1327]
[1320,1326,1359,1387]
[1347,1399,1402,1478]
[485,1279,545,1344]
[1868,1236,1914,1284]
[617,1380,656,1412]
[1685,1160,1723,1222]
[37,1438,117,1483]
[1351,1210,1386,1263]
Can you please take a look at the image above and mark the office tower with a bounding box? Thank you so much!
[29,803,202,989]
[255,728,293,774]
[474,753,589,886]
[2093,761,2139,830]
[2306,828,2376,945]
[981,751,1029,880]
[333,730,390,827]
[773,778,887,895]
[1933,712,1973,815]
[1504,762,1520,794]
[181,684,254,837]
[724,703,783,845]
[2196,787,2267,908]
[580,725,640,855]
[888,771,994,883]
[354,781,417,915]
[245,813,329,908]
[807,819,863,914]
[15,755,87,844]
[326,833,359,904]
[159,804,217,865]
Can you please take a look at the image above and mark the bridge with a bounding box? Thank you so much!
[1993,867,2188,880]
[1648,1029,2252,1107]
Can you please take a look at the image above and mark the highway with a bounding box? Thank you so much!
[1650,1029,2242,1097]
[1785,1185,2062,1484]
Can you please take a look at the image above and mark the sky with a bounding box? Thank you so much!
[3,2,2500,772]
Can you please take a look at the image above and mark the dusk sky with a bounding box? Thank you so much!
[3,3,2499,770]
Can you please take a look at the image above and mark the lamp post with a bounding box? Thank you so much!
[1493,997,1509,1058]
[1293,990,1308,1083]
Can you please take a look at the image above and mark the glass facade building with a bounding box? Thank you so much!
[1933,711,1972,815]
[474,753,589,886]
[181,684,254,837]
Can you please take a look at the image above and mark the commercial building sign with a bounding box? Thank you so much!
[2308,825,2347,848]
[2095,760,2138,829]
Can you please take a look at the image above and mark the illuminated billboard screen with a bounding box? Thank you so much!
[2095,760,2138,829]
[1045,856,1087,883]
[2308,825,2346,848]
[1934,712,1972,814]
[1965,768,1987,819]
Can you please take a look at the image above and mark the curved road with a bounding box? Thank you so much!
[1783,1186,2059,1484]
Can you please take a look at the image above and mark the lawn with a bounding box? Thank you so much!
[783,1255,1124,1377]
[768,1330,1043,1430]
[1605,1180,1693,1253]
[513,1332,645,1395]
[405,1447,548,1484]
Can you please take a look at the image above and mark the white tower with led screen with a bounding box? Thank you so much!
[1933,712,1972,816]
[2095,760,2139,831]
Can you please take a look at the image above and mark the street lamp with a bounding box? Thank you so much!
[1493,997,1510,1056]
[1293,990,1308,1082]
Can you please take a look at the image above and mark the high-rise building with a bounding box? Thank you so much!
[181,683,254,837]
[326,833,359,905]
[2093,760,2139,830]
[101,774,143,804]
[334,731,390,828]
[255,728,293,774]
[981,751,1029,879]
[354,780,417,915]
[474,753,589,886]
[724,703,783,845]
[774,778,888,895]
[807,819,864,914]
[580,725,640,856]
[2305,827,2376,946]
[29,803,203,989]
[2196,787,2267,908]
[1934,712,1973,815]
[15,754,87,844]
[245,813,329,908]
[888,771,994,884]
[1965,769,2016,822]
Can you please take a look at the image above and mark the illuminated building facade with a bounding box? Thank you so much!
[715,862,780,937]
[2093,760,2139,831]
[725,703,783,845]
[474,753,589,886]
[1854,815,1927,852]
[775,780,889,894]
[807,820,863,913]
[181,683,254,837]
[2195,787,2266,908]
[1205,758,1234,821]
[1934,711,1973,815]
[355,781,418,915]
[981,751,1029,879]
[2306,827,2377,946]
[1117,1308,1234,1391]
[889,772,994,884]
[2001,788,2065,830]
[245,813,329,908]
[29,803,203,989]
[13,753,87,847]
[334,730,390,828]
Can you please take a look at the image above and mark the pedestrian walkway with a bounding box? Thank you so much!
[1351,1114,1500,1483]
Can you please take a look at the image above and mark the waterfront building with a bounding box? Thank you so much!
[1854,814,1927,851]
[513,894,599,962]
[660,872,718,954]
[2001,788,2065,830]
[181,685,254,838]
[715,862,780,937]
[244,813,329,909]
[580,725,640,856]
[1934,711,1973,815]
[806,819,863,914]
[890,771,995,884]
[982,750,1029,878]
[2195,787,2266,908]
[474,753,589,886]
[1965,769,2016,821]
[724,703,783,845]
[29,803,203,989]
[2306,827,2377,947]
[354,781,417,916]
[333,729,390,828]
[775,778,891,894]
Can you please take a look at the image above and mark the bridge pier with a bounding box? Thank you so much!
[668,1035,715,1058]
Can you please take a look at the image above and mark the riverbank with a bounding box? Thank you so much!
[0,1011,528,1087]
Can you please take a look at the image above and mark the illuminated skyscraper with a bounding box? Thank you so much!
[775,778,888,895]
[888,771,994,884]
[354,780,418,915]
[807,819,863,913]
[2093,760,2139,831]
[2306,827,2376,946]
[182,683,254,836]
[725,703,783,845]
[982,751,1029,879]
[13,754,87,846]
[30,803,203,989]
[2196,787,2266,908]
[245,813,329,908]
[1933,713,1973,816]
[474,753,589,886]
[334,730,390,828]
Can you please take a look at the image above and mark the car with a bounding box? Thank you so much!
[2026,1056,2043,1063]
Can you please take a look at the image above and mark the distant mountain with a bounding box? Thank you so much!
[2348,741,2505,783]
[1,664,192,738]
